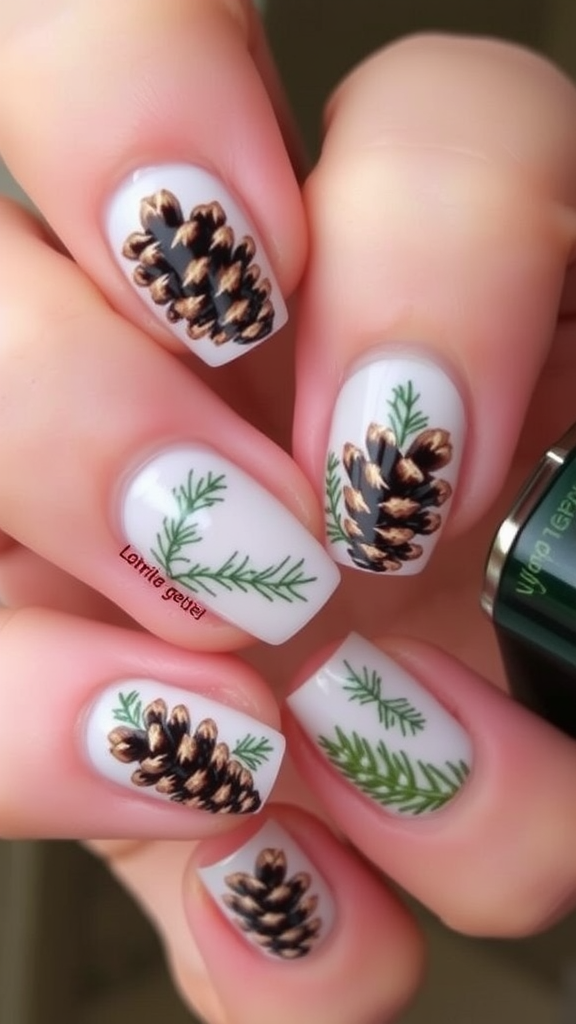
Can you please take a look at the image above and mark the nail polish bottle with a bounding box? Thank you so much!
[482,423,576,738]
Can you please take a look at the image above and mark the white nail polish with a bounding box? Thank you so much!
[120,446,339,644]
[106,164,287,366]
[85,679,285,814]
[324,354,466,574]
[288,633,472,815]
[198,820,335,958]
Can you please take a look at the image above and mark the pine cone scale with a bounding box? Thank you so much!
[225,873,268,899]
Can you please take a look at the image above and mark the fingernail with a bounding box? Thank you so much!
[85,680,285,814]
[287,633,472,816]
[106,164,287,367]
[324,354,465,574]
[198,819,335,958]
[120,446,339,644]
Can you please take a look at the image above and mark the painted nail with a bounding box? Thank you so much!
[120,446,339,644]
[106,164,287,367]
[287,633,472,816]
[198,820,335,958]
[85,679,285,814]
[324,354,465,574]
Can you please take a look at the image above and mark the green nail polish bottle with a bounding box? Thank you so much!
[482,424,576,737]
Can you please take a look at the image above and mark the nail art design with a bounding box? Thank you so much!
[198,820,335,958]
[106,165,287,366]
[85,680,285,814]
[288,634,472,815]
[325,357,465,574]
[121,447,339,644]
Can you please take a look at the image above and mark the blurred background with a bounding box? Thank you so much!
[2,1,576,1021]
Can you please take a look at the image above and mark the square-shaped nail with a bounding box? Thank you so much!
[324,354,465,574]
[120,446,339,644]
[85,679,285,814]
[288,633,472,815]
[106,164,287,366]
[198,820,335,958]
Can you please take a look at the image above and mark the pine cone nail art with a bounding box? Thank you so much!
[224,848,321,958]
[325,358,465,574]
[198,821,335,959]
[106,165,287,366]
[108,699,262,814]
[85,681,285,814]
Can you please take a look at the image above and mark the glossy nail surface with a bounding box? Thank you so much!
[85,679,285,814]
[325,354,465,574]
[121,446,339,644]
[106,164,287,366]
[288,633,472,815]
[198,819,335,958]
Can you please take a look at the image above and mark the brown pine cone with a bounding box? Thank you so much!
[108,698,261,814]
[122,190,274,346]
[341,423,453,572]
[223,848,322,959]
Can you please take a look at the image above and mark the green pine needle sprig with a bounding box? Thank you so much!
[112,690,144,729]
[318,726,469,815]
[149,470,315,603]
[152,470,226,576]
[232,734,274,770]
[387,381,429,449]
[324,451,348,544]
[342,660,426,736]
[170,552,316,604]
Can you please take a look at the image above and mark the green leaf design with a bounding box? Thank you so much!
[342,660,426,736]
[232,734,274,770]
[112,690,144,729]
[324,451,348,545]
[152,470,227,575]
[318,726,469,815]
[168,553,316,604]
[386,381,429,448]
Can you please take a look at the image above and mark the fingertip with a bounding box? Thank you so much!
[185,805,423,1024]
[286,632,576,937]
[295,33,576,578]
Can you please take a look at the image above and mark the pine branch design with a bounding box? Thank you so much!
[152,470,226,575]
[387,381,429,448]
[108,698,262,814]
[342,660,426,737]
[318,726,469,814]
[232,734,274,771]
[150,470,316,603]
[112,690,144,729]
[324,451,349,544]
[122,190,275,347]
[169,553,317,604]
[337,385,454,571]
[224,847,322,958]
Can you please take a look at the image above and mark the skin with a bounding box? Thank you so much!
[0,2,576,1022]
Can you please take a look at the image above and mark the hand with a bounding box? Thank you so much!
[1,4,576,1022]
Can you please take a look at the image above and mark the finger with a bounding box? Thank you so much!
[286,632,576,937]
[294,35,576,576]
[0,201,338,648]
[0,608,286,838]
[181,806,422,1024]
[0,537,137,625]
[0,0,305,366]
